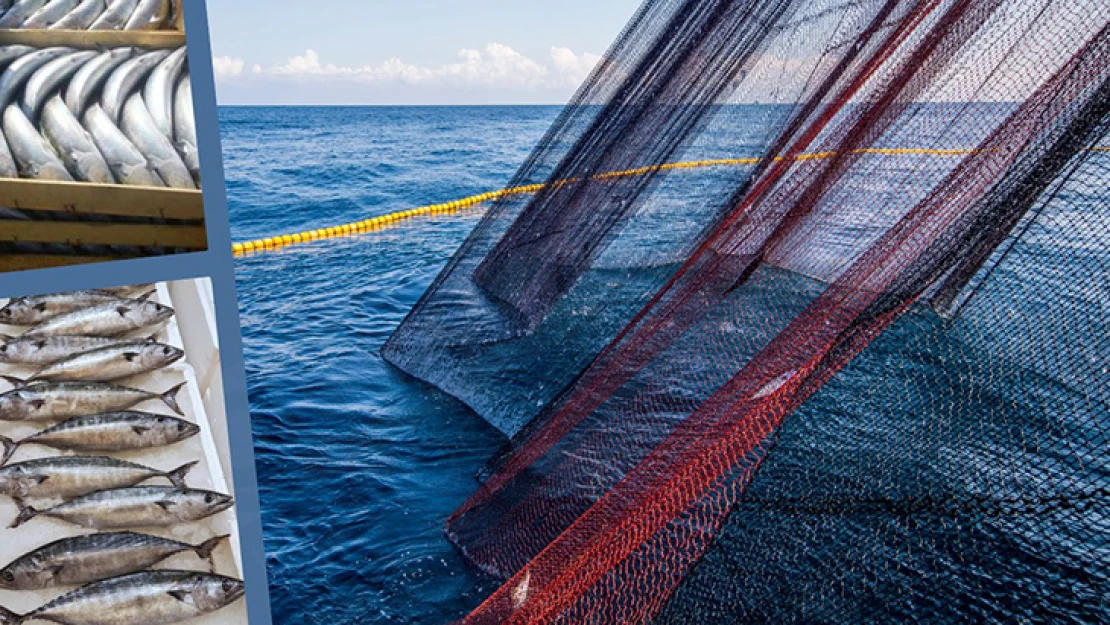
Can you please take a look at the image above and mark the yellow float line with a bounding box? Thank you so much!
[232,146,1094,256]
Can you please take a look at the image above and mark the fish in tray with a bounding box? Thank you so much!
[0,410,199,463]
[0,335,158,366]
[0,0,178,31]
[0,531,227,590]
[10,485,233,529]
[0,456,196,499]
[23,299,173,337]
[0,380,186,421]
[0,289,152,326]
[0,570,244,625]
[4,341,183,383]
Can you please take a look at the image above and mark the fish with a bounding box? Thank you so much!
[123,0,170,30]
[0,46,74,112]
[0,411,199,462]
[0,289,138,325]
[21,49,97,122]
[9,341,183,383]
[0,380,186,421]
[100,48,170,123]
[83,102,164,186]
[96,283,155,298]
[172,74,198,183]
[120,93,194,188]
[89,0,139,30]
[0,137,15,179]
[10,485,234,528]
[0,0,50,28]
[24,299,173,337]
[49,0,108,30]
[142,46,186,139]
[2,105,72,181]
[41,95,117,183]
[0,335,155,366]
[0,532,228,590]
[21,0,81,28]
[64,47,133,116]
[0,456,197,500]
[0,570,244,624]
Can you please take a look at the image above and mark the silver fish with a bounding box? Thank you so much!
[3,105,72,181]
[0,456,196,500]
[21,0,81,28]
[0,381,186,421]
[65,47,133,116]
[21,50,97,122]
[84,103,164,186]
[0,45,34,70]
[142,46,186,139]
[11,486,234,528]
[0,411,199,462]
[172,74,198,183]
[89,0,139,30]
[41,95,117,183]
[0,335,155,366]
[24,299,173,337]
[0,137,15,179]
[100,48,169,123]
[0,47,73,112]
[96,283,156,297]
[49,0,108,30]
[120,93,193,188]
[0,0,50,28]
[17,341,182,383]
[123,0,169,30]
[0,289,134,325]
[0,532,227,590]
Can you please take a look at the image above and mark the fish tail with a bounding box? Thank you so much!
[165,460,199,488]
[0,376,26,389]
[0,434,18,466]
[0,605,24,625]
[136,288,157,302]
[9,499,37,529]
[194,534,230,566]
[160,381,187,415]
[0,334,14,342]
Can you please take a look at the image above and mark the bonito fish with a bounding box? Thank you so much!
[89,0,139,30]
[0,380,186,421]
[172,74,198,182]
[41,94,117,183]
[65,47,132,116]
[21,49,97,121]
[0,289,136,325]
[0,46,73,111]
[84,102,163,186]
[0,456,196,499]
[10,485,233,528]
[120,93,193,188]
[11,341,183,383]
[0,570,244,624]
[0,335,155,366]
[100,48,169,123]
[0,0,50,28]
[142,46,186,139]
[124,0,169,30]
[49,0,107,30]
[0,532,227,590]
[21,0,80,28]
[0,411,199,462]
[3,105,72,181]
[25,299,173,337]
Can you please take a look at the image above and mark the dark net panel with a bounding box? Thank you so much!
[417,0,1108,622]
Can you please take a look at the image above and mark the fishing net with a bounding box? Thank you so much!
[383,0,1110,622]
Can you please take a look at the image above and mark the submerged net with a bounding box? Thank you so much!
[383,0,1110,622]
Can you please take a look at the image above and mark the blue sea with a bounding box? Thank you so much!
[222,106,1109,624]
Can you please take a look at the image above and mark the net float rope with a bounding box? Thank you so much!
[231,146,1105,257]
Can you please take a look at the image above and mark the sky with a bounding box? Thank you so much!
[205,0,641,105]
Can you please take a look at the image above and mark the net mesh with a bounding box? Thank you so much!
[383,0,1110,622]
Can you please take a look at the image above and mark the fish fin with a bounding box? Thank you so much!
[0,376,25,389]
[160,381,187,415]
[31,303,46,313]
[32,475,48,485]
[116,306,130,317]
[145,334,158,343]
[131,425,151,435]
[155,500,176,512]
[32,340,46,349]
[194,534,229,564]
[122,352,140,362]
[0,335,13,342]
[165,460,199,488]
[137,289,156,302]
[0,605,24,625]
[0,435,19,466]
[27,399,44,410]
[9,500,37,529]
[167,589,189,603]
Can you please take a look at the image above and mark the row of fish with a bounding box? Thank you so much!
[0,0,180,31]
[0,45,198,188]
[0,285,243,625]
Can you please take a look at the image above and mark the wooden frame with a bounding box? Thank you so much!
[0,30,185,49]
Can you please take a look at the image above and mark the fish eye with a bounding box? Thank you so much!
[0,310,9,317]
[177,422,189,431]
[205,493,215,503]
[223,579,235,591]
[0,345,7,352]
[2,571,13,582]
[163,346,173,355]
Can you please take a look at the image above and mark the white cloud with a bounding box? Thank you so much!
[212,56,245,79]
[550,47,602,86]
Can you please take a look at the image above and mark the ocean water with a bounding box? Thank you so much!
[223,106,560,624]
[223,106,1109,624]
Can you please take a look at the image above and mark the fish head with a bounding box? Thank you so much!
[0,554,52,590]
[0,389,43,420]
[158,416,200,444]
[0,464,46,499]
[0,298,42,325]
[134,342,184,370]
[171,574,245,613]
[176,489,235,520]
[130,301,175,325]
